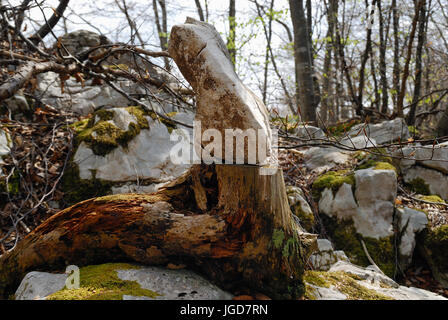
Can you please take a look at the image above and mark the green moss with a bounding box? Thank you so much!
[321,215,396,278]
[408,125,419,135]
[312,170,355,200]
[304,270,394,300]
[407,177,431,195]
[419,195,445,204]
[422,225,448,273]
[293,206,315,232]
[47,263,160,300]
[0,170,20,196]
[272,229,285,249]
[357,160,398,174]
[74,106,154,157]
[61,162,112,206]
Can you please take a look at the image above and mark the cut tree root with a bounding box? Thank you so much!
[0,164,316,299]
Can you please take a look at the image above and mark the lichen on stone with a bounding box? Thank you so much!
[47,263,160,300]
[312,170,355,200]
[72,106,156,157]
[304,270,394,300]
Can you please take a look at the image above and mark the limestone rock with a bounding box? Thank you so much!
[286,185,314,231]
[308,239,349,271]
[302,147,351,172]
[15,265,233,300]
[305,261,446,300]
[15,271,67,300]
[347,118,410,145]
[397,142,448,174]
[293,125,325,140]
[168,17,273,165]
[396,207,428,269]
[118,267,233,300]
[65,107,193,204]
[403,166,448,200]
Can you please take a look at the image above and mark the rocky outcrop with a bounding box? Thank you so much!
[62,107,193,205]
[314,168,398,276]
[403,166,448,201]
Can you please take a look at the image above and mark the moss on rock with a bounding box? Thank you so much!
[419,195,445,204]
[407,177,431,195]
[61,162,112,206]
[47,263,160,300]
[422,225,448,274]
[304,270,394,300]
[320,215,396,278]
[312,170,355,200]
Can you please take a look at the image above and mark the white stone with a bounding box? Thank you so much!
[293,125,325,140]
[347,118,410,145]
[309,239,349,271]
[340,135,377,149]
[403,166,448,200]
[396,207,428,268]
[15,271,67,300]
[302,147,351,172]
[73,112,192,184]
[117,266,233,300]
[398,142,448,174]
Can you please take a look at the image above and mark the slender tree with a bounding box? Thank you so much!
[288,0,318,123]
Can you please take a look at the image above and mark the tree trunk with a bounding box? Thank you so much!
[397,0,424,118]
[407,0,427,125]
[152,0,170,70]
[30,0,70,44]
[288,0,317,123]
[227,0,236,67]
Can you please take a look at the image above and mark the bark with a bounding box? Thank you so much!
[320,0,337,124]
[397,0,424,118]
[407,0,427,125]
[227,0,236,67]
[357,0,376,117]
[377,0,389,114]
[30,0,70,44]
[288,0,318,123]
[152,0,170,70]
[437,105,448,137]
[391,0,400,111]
[194,0,205,22]
[0,164,315,299]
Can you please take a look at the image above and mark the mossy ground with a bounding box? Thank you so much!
[320,215,396,278]
[312,170,355,200]
[303,270,393,300]
[355,148,397,173]
[47,263,160,300]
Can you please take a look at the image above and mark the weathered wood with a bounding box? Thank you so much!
[0,165,314,299]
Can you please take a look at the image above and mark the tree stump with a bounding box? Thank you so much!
[0,18,316,299]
